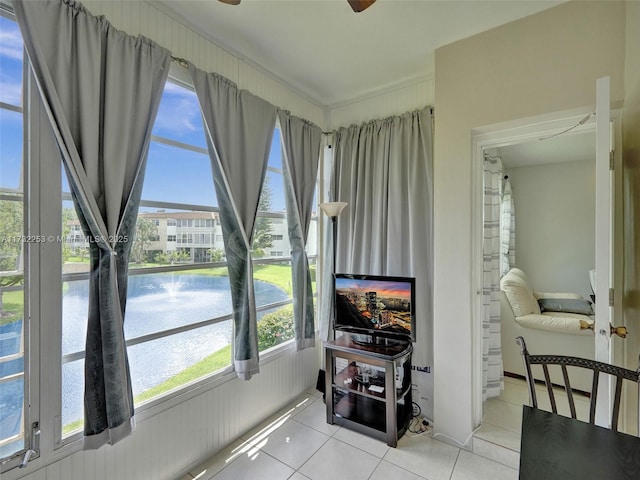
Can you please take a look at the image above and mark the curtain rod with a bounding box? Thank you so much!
[172,54,434,135]
[171,56,189,69]
[322,106,434,136]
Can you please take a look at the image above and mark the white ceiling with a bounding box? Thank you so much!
[497,130,596,169]
[156,0,565,107]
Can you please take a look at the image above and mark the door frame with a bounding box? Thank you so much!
[469,106,622,427]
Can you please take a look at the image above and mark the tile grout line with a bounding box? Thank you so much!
[448,448,462,480]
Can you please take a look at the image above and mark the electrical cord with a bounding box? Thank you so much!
[412,401,421,418]
[405,402,431,436]
[405,401,481,446]
[537,111,595,141]
[430,423,483,449]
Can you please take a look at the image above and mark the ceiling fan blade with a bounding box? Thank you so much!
[347,0,376,13]
[218,0,375,12]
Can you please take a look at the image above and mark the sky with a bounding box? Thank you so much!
[335,277,413,300]
[0,15,288,212]
[0,16,23,193]
[143,80,286,210]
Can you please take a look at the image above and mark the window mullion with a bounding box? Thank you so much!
[29,71,64,453]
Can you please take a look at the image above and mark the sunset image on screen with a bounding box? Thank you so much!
[335,277,413,335]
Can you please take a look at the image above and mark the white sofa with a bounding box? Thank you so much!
[500,268,595,392]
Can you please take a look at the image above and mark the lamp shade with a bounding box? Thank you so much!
[319,202,348,218]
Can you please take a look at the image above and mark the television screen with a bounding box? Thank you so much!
[334,273,415,342]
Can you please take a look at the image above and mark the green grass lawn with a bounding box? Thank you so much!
[135,345,233,404]
[180,263,298,296]
[0,289,23,325]
[66,255,89,263]
[253,264,293,295]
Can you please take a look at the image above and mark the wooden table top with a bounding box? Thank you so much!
[519,405,640,480]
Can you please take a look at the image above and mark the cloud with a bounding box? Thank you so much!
[0,79,22,106]
[153,83,204,140]
[154,98,200,136]
[0,20,24,105]
[0,25,23,61]
[163,81,192,96]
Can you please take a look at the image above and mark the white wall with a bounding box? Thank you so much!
[83,0,325,127]
[433,0,626,446]
[507,160,596,298]
[621,0,640,433]
[328,74,434,129]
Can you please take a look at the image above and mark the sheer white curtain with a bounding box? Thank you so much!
[501,177,516,276]
[189,64,276,380]
[14,0,170,448]
[326,108,433,362]
[482,154,504,401]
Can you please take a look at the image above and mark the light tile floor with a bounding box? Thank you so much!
[475,375,592,468]
[180,387,522,480]
[475,376,530,458]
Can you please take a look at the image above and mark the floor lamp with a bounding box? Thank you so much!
[316,202,347,398]
[320,201,348,282]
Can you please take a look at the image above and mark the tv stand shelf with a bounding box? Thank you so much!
[324,335,413,447]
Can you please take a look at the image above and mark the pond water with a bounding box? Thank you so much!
[1,272,289,441]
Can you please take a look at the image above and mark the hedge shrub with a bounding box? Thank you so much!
[257,304,295,350]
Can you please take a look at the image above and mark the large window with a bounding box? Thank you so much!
[0,11,318,470]
[0,13,27,463]
[59,71,318,437]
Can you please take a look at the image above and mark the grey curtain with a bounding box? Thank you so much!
[189,64,276,380]
[482,154,504,401]
[277,110,321,350]
[329,108,434,363]
[13,0,170,448]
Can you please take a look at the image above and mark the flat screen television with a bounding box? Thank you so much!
[334,273,416,344]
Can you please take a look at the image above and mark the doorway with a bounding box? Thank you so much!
[471,107,609,433]
[472,105,626,440]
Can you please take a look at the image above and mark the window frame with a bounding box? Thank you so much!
[0,9,41,471]
[1,30,320,471]
[57,64,319,443]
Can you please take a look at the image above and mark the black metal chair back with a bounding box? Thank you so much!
[516,336,640,433]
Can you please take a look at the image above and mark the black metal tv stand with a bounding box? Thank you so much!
[324,334,413,447]
[350,333,408,348]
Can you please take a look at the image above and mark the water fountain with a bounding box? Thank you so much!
[161,272,183,300]
[59,271,290,427]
